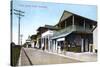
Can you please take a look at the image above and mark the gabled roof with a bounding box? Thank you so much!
[56,10,97,26]
[44,25,59,30]
[36,25,59,35]
[30,34,37,40]
[60,10,72,22]
[37,25,58,31]
[37,27,46,31]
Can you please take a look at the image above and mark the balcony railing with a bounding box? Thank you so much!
[74,25,92,33]
[53,25,92,37]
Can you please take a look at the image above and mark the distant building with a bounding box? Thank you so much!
[41,25,58,51]
[31,34,37,48]
[26,36,31,48]
[36,25,58,50]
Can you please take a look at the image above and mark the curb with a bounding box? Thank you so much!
[17,48,22,66]
[23,48,33,65]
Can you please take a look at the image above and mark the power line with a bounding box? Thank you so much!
[14,9,24,45]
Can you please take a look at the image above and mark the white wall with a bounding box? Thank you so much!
[41,30,54,50]
[93,27,97,52]
[31,41,34,48]
[42,30,54,37]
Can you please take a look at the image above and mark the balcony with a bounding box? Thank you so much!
[52,25,92,39]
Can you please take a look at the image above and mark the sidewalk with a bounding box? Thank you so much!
[23,48,81,65]
[26,48,97,62]
[18,47,32,66]
[18,48,97,65]
[65,52,97,62]
[30,48,97,62]
[45,50,97,62]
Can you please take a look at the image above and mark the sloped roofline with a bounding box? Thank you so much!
[37,25,59,31]
[66,10,97,22]
[55,10,97,26]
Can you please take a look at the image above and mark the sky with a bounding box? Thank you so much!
[12,1,97,45]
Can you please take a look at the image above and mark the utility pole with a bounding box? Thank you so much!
[10,1,13,66]
[10,1,13,43]
[20,34,23,45]
[14,9,24,45]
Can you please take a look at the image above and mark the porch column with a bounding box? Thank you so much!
[72,15,74,25]
[43,38,45,48]
[53,40,55,52]
[89,44,92,52]
[48,36,50,51]
[84,19,86,29]
[40,37,42,49]
[65,20,67,28]
[55,40,58,51]
[36,39,38,48]
[45,37,46,50]
[50,40,52,51]
[42,38,44,48]
[81,38,84,52]
[53,40,57,52]
[72,15,75,30]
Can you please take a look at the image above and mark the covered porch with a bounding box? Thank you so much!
[51,32,93,53]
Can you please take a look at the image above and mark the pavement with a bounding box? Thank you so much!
[65,51,97,62]
[18,47,97,66]
[18,47,81,66]
[18,48,32,66]
[47,51,97,62]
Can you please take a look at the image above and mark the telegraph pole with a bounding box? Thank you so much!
[10,1,13,43]
[10,1,13,66]
[14,9,24,45]
[20,34,23,45]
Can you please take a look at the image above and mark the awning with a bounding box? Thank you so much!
[51,32,72,39]
[57,38,65,41]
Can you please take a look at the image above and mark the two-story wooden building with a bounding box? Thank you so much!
[51,10,97,53]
